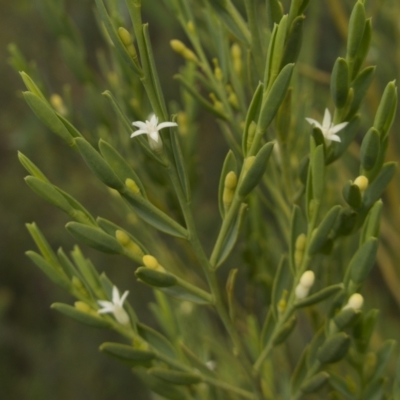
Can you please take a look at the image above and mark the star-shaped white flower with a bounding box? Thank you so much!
[305,109,348,145]
[131,114,178,152]
[97,286,130,325]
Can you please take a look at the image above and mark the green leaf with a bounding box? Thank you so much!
[239,142,274,198]
[51,303,109,328]
[266,0,283,29]
[100,342,155,365]
[215,203,247,267]
[348,238,378,283]
[295,284,343,308]
[26,251,70,291]
[19,71,48,104]
[370,340,396,382]
[342,181,362,210]
[25,176,75,214]
[94,0,142,75]
[99,139,147,197]
[289,205,306,272]
[26,222,59,266]
[360,201,382,244]
[121,188,188,238]
[351,19,372,79]
[311,144,325,202]
[66,222,124,254]
[206,0,251,45]
[333,308,361,330]
[136,267,177,288]
[346,66,375,119]
[135,367,189,400]
[218,150,237,218]
[242,82,263,154]
[23,92,74,145]
[268,15,288,86]
[280,16,305,68]
[300,371,330,394]
[271,256,292,317]
[148,368,201,385]
[360,128,380,172]
[256,64,294,150]
[363,162,396,209]
[374,81,398,139]
[18,152,50,183]
[331,58,349,109]
[75,137,124,190]
[273,316,297,345]
[353,309,379,353]
[309,205,341,254]
[347,1,366,62]
[329,374,357,399]
[317,332,350,364]
[138,323,177,360]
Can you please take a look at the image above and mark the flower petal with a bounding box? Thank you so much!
[330,122,348,134]
[131,130,148,138]
[119,290,129,305]
[132,121,147,129]
[150,131,160,142]
[305,118,322,130]
[112,286,120,303]
[149,114,158,126]
[157,122,178,130]
[97,300,113,308]
[328,134,341,143]
[322,109,331,130]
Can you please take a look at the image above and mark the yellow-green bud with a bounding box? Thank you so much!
[277,290,288,313]
[177,112,188,136]
[187,21,195,33]
[72,276,90,298]
[209,93,224,114]
[354,175,369,192]
[170,39,186,53]
[50,94,67,116]
[295,233,307,251]
[115,230,131,246]
[118,27,133,46]
[246,121,257,151]
[231,43,242,75]
[125,178,141,194]
[143,255,165,272]
[243,156,256,173]
[224,171,237,190]
[126,44,137,59]
[74,301,99,317]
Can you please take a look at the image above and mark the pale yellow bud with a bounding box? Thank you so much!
[243,156,256,173]
[299,270,315,288]
[246,121,257,150]
[295,284,310,299]
[125,178,141,194]
[231,43,242,75]
[224,171,237,190]
[295,233,307,251]
[118,27,133,46]
[354,175,369,192]
[126,43,137,59]
[143,255,159,269]
[50,94,67,116]
[294,250,303,269]
[75,301,100,317]
[177,112,188,135]
[187,21,195,33]
[170,39,185,53]
[143,255,166,272]
[115,230,131,246]
[182,49,198,63]
[343,293,364,310]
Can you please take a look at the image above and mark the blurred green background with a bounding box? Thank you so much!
[1,0,400,399]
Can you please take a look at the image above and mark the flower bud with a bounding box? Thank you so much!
[295,284,310,299]
[50,94,67,116]
[343,293,364,310]
[125,178,141,194]
[300,270,315,288]
[354,175,368,192]
[118,27,133,46]
[143,255,165,272]
[115,230,144,259]
[231,43,242,75]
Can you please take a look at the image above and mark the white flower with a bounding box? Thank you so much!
[306,108,348,145]
[295,270,315,299]
[131,114,177,151]
[97,286,130,325]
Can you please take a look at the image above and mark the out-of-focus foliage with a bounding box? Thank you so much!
[1,0,400,399]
